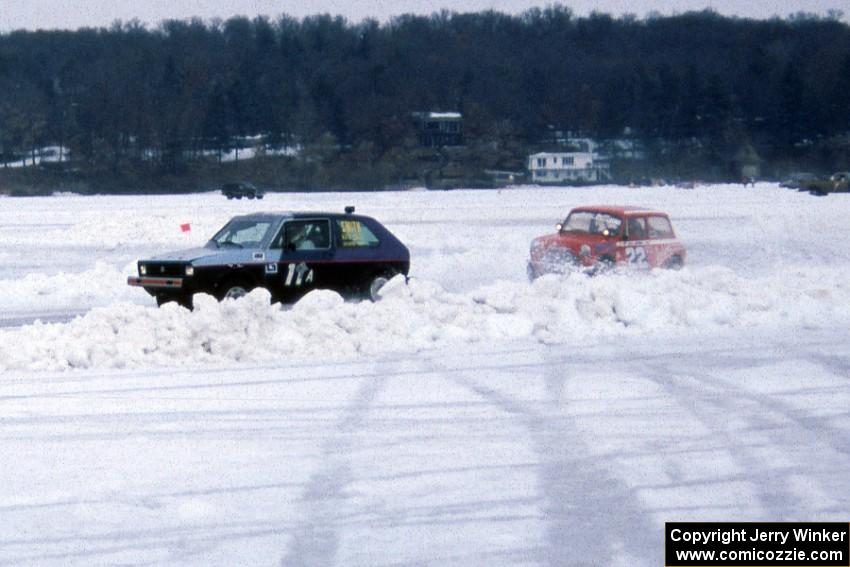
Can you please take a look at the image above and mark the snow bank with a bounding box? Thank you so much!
[0,261,136,313]
[2,267,848,372]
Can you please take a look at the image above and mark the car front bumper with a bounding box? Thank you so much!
[127,276,185,289]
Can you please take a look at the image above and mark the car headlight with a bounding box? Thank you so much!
[580,244,591,257]
[185,265,194,277]
[139,264,147,275]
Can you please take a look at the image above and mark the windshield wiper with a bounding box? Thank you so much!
[219,241,243,248]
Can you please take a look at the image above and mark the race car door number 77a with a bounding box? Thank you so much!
[284,262,314,286]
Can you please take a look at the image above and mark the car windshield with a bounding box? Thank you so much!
[210,219,272,248]
[561,211,622,235]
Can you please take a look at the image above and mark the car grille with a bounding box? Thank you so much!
[142,262,185,277]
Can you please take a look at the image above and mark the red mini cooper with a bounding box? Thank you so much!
[527,205,686,279]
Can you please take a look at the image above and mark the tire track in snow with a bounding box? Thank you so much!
[0,310,86,328]
[442,349,658,567]
[641,351,850,519]
[640,362,802,519]
[280,371,386,567]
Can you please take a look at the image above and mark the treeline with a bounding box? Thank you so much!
[1,7,850,192]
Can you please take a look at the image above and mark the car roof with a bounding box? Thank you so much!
[570,205,668,216]
[228,211,373,222]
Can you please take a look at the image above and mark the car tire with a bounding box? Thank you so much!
[217,278,253,301]
[257,194,264,200]
[366,273,393,302]
[664,255,684,270]
[247,193,255,200]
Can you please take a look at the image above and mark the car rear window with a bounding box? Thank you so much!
[647,216,674,239]
[336,219,380,248]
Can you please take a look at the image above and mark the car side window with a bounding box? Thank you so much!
[627,217,647,240]
[336,219,381,248]
[647,216,674,239]
[273,219,331,250]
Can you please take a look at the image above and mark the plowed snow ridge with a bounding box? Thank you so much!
[2,267,847,371]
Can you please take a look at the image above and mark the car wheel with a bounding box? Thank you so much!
[664,255,684,270]
[247,193,255,200]
[366,274,392,302]
[226,286,248,300]
[217,278,253,301]
[257,194,264,200]
[226,195,234,200]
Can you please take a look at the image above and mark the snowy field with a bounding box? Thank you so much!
[0,184,849,565]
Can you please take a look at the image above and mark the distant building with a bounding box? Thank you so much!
[412,112,463,147]
[527,150,611,184]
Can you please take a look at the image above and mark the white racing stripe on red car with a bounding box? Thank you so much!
[616,239,679,247]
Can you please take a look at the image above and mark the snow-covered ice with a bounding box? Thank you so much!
[0,184,849,565]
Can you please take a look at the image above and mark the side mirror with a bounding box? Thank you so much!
[286,242,296,252]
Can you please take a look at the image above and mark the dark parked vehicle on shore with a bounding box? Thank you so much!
[779,172,818,190]
[804,172,850,196]
[222,182,264,200]
[127,207,410,308]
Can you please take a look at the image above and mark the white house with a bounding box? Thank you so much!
[527,151,611,184]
